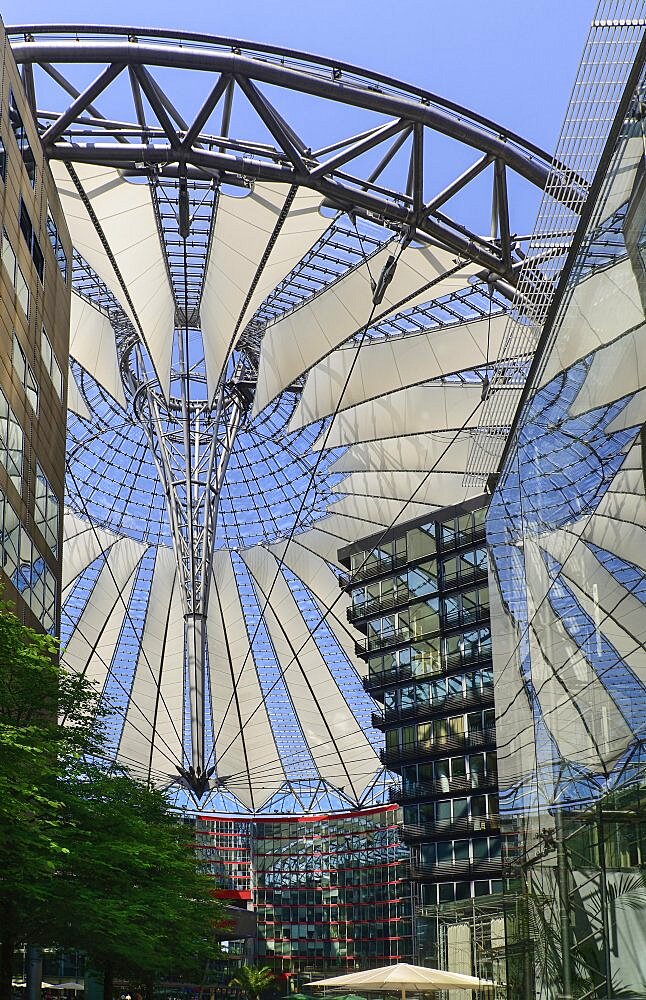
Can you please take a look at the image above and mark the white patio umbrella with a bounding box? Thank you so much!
[311,963,500,998]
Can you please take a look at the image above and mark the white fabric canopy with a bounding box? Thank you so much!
[207,550,285,809]
[69,292,126,408]
[254,244,479,414]
[118,546,186,784]
[52,163,175,394]
[312,962,500,991]
[200,183,330,398]
[314,385,520,450]
[289,313,510,431]
[243,545,379,799]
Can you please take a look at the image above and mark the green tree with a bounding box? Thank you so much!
[0,597,223,1000]
[53,768,222,1000]
[0,598,100,996]
[229,966,276,1000]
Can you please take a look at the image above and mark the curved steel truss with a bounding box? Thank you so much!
[8,26,579,809]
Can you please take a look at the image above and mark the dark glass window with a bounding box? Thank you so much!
[9,91,36,186]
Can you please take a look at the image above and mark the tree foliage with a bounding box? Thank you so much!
[229,965,276,1000]
[0,597,222,1000]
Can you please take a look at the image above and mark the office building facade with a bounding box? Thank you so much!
[0,22,71,632]
[196,806,413,978]
[339,499,505,976]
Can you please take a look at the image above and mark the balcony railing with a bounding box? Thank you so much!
[389,773,498,803]
[347,588,413,622]
[372,685,494,728]
[338,552,407,589]
[362,647,492,691]
[355,628,411,657]
[400,815,501,843]
[380,727,496,766]
[410,857,503,881]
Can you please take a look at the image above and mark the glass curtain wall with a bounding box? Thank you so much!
[487,55,646,1000]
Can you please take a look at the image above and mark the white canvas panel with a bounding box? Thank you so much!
[314,385,519,450]
[207,550,285,810]
[254,243,479,413]
[538,257,644,389]
[52,163,175,393]
[117,546,185,784]
[333,470,482,510]
[328,433,473,474]
[489,575,537,789]
[267,539,366,674]
[67,370,91,421]
[289,313,510,430]
[327,494,435,525]
[243,546,379,797]
[290,526,350,567]
[200,183,329,397]
[543,531,646,692]
[569,322,646,419]
[69,292,126,408]
[62,535,147,693]
[599,134,644,224]
[61,510,124,594]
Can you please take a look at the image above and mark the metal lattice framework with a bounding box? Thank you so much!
[9,25,581,808]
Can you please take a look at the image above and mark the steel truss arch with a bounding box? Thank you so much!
[9,26,583,284]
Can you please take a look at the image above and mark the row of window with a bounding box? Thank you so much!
[348,509,487,579]
[0,388,23,491]
[401,751,498,793]
[19,198,44,282]
[403,791,499,828]
[9,91,36,187]
[0,487,57,631]
[0,120,69,288]
[258,902,409,925]
[385,708,496,752]
[256,888,405,906]
[420,878,503,906]
[365,585,490,650]
[1,230,30,316]
[258,937,412,958]
[382,667,494,717]
[418,835,502,868]
[367,625,492,682]
[0,380,60,559]
[352,546,488,616]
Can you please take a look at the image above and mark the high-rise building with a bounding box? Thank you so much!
[339,499,505,975]
[196,806,413,979]
[0,19,71,632]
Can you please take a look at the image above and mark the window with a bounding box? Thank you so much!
[0,137,5,181]
[41,329,63,399]
[19,198,44,282]
[1,231,30,317]
[9,91,36,186]
[34,465,60,556]
[0,488,57,631]
[0,388,23,490]
[13,336,39,412]
[47,209,68,284]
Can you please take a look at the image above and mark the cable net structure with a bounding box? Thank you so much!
[8,25,582,813]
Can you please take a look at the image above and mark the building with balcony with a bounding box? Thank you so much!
[339,499,505,974]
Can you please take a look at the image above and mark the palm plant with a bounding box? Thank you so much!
[229,965,276,1000]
